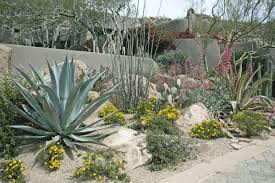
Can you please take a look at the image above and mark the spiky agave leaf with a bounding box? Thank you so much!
[9,58,119,149]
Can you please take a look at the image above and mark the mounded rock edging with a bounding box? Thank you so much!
[103,127,152,170]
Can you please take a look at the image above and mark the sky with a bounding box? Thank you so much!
[132,0,216,19]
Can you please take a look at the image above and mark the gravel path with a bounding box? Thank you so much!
[201,146,275,183]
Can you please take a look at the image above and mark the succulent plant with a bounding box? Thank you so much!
[6,57,119,149]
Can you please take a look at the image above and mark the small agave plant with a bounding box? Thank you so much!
[7,57,119,149]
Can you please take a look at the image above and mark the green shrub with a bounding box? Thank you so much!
[146,116,191,170]
[74,150,130,182]
[146,129,191,171]
[0,70,26,158]
[232,111,270,137]
[191,119,225,139]
[156,52,186,70]
[0,159,26,183]
[147,116,180,135]
[186,79,231,117]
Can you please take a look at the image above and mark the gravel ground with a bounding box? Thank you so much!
[0,138,233,183]
[129,138,233,183]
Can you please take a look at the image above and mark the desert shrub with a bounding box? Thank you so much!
[0,159,26,183]
[98,103,126,125]
[232,111,270,137]
[0,70,26,158]
[134,99,181,128]
[74,150,130,182]
[157,105,181,122]
[147,116,180,135]
[146,116,191,170]
[146,129,191,170]
[135,97,159,117]
[156,52,186,71]
[186,79,231,117]
[191,119,225,139]
[43,142,65,171]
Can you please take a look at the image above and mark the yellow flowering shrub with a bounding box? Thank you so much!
[157,105,181,121]
[191,119,225,139]
[43,142,65,171]
[98,104,126,125]
[0,159,26,183]
[74,150,130,182]
[136,97,158,117]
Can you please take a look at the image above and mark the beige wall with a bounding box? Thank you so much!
[1,44,159,74]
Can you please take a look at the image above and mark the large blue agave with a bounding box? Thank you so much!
[7,57,119,148]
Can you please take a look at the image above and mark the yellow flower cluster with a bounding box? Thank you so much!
[136,98,159,127]
[44,142,65,171]
[191,119,224,139]
[1,159,26,183]
[157,105,181,121]
[74,151,130,182]
[98,104,126,125]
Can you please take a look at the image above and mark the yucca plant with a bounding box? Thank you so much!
[226,52,272,113]
[6,58,119,149]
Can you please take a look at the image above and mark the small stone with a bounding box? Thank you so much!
[230,143,242,150]
[239,142,250,147]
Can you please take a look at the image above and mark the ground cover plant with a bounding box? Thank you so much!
[0,70,27,158]
[146,116,191,170]
[98,103,126,125]
[0,159,26,183]
[74,150,130,182]
[232,110,270,137]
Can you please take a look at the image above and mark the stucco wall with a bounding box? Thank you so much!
[174,39,220,67]
[1,44,159,74]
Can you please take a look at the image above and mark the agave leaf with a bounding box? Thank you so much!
[68,134,107,146]
[236,72,249,102]
[245,65,263,89]
[41,99,62,133]
[29,65,45,85]
[95,132,116,140]
[39,84,61,113]
[63,137,76,148]
[3,97,51,131]
[75,112,117,132]
[13,65,41,98]
[15,135,48,139]
[13,79,45,115]
[61,83,82,128]
[10,125,55,136]
[47,61,58,95]
[66,86,119,132]
[59,57,71,111]
[74,71,106,113]
[240,77,271,107]
[73,124,114,134]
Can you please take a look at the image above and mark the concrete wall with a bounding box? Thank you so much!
[160,18,188,33]
[1,44,159,74]
[174,39,220,67]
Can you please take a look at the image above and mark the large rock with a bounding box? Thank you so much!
[151,74,176,88]
[103,127,152,170]
[176,103,210,134]
[0,44,12,69]
[42,60,88,83]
